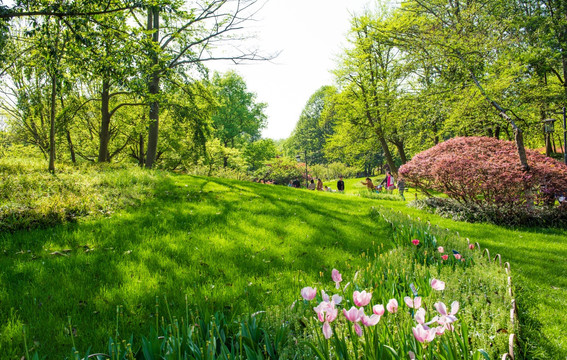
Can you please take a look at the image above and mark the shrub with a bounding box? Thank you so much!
[310,162,358,181]
[399,137,567,209]
[254,157,305,185]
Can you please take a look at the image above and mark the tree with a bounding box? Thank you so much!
[209,71,267,167]
[333,12,408,175]
[141,0,269,169]
[285,86,337,165]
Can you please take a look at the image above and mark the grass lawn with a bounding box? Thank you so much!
[0,174,392,358]
[324,176,567,359]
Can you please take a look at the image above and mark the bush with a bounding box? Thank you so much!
[410,197,567,228]
[310,162,358,181]
[399,137,567,209]
[254,157,305,185]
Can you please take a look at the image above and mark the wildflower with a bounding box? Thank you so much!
[411,239,420,246]
[404,296,422,309]
[372,304,385,316]
[301,287,317,300]
[332,269,342,289]
[430,278,445,291]
[437,246,444,253]
[386,298,398,313]
[353,290,372,307]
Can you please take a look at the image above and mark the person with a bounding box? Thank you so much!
[292,178,301,188]
[380,171,396,191]
[307,179,316,190]
[361,177,374,190]
[397,177,406,201]
[316,178,324,191]
[337,176,345,192]
[288,180,293,187]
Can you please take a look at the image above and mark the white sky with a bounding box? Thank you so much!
[209,0,378,140]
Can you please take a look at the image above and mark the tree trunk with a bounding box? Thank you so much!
[145,6,160,169]
[98,78,111,162]
[48,71,57,172]
[378,136,398,176]
[394,140,407,164]
[66,129,76,163]
[139,133,145,167]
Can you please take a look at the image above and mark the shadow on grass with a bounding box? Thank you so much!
[0,174,392,357]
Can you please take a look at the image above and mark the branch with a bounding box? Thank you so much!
[0,5,141,20]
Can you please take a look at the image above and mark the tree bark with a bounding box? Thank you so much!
[378,136,398,176]
[145,6,160,169]
[98,78,111,162]
[66,129,76,163]
[139,133,145,167]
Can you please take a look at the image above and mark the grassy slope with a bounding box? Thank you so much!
[325,177,567,358]
[0,174,392,358]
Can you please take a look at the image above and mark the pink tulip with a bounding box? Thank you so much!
[412,324,436,343]
[404,296,422,309]
[353,290,372,307]
[332,294,343,304]
[343,306,364,323]
[409,351,416,360]
[332,269,342,289]
[431,278,445,291]
[437,246,444,253]
[435,326,445,336]
[441,255,449,261]
[469,244,475,250]
[373,304,385,316]
[354,323,363,337]
[386,298,398,313]
[361,314,381,326]
[454,253,462,260]
[322,321,332,339]
[314,301,338,323]
[412,239,420,246]
[414,307,426,325]
[301,286,317,300]
[321,290,330,302]
[434,301,458,325]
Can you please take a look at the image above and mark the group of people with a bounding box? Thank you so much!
[288,176,346,193]
[361,171,406,200]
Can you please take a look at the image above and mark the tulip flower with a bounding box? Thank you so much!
[322,321,332,339]
[386,298,398,313]
[437,246,444,253]
[469,244,475,250]
[441,255,449,261]
[353,290,372,307]
[414,307,426,325]
[411,239,420,246]
[361,313,381,326]
[412,324,436,343]
[314,301,338,323]
[332,294,342,304]
[404,296,422,309]
[332,269,342,289]
[321,290,330,302]
[373,304,385,316]
[409,351,416,360]
[301,287,317,300]
[434,301,459,325]
[454,253,462,260]
[431,278,445,291]
[343,306,364,323]
[354,323,363,337]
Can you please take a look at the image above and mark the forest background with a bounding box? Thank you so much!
[0,0,566,178]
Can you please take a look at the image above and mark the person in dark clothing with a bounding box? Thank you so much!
[292,179,301,188]
[337,176,345,192]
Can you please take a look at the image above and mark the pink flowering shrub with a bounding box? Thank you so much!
[399,137,567,208]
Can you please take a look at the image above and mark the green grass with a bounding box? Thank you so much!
[323,176,567,359]
[0,172,392,358]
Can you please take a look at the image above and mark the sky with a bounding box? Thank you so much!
[209,0,377,140]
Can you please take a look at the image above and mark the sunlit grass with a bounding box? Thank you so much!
[0,173,392,357]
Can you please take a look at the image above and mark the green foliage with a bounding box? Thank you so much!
[254,157,305,184]
[309,162,358,181]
